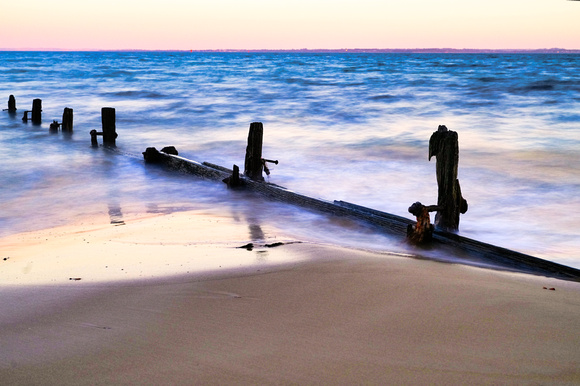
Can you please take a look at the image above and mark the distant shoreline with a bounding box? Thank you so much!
[194,48,580,54]
[1,48,579,54]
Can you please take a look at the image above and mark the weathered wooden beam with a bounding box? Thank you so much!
[142,148,580,282]
[333,200,412,233]
[430,230,580,280]
[143,147,232,181]
[337,200,580,281]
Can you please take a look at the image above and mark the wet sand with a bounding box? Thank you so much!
[1,211,580,384]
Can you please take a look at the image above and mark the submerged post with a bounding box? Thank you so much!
[429,125,468,232]
[62,108,73,132]
[49,120,61,132]
[244,122,264,181]
[31,99,42,124]
[101,107,117,145]
[7,95,16,112]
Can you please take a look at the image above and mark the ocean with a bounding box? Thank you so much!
[1,51,579,268]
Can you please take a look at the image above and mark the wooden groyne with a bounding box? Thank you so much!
[142,146,580,282]
[5,92,576,281]
[4,95,117,144]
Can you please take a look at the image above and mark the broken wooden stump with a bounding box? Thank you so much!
[223,164,243,188]
[407,202,440,244]
[49,120,61,132]
[22,111,32,122]
[142,146,178,162]
[90,130,100,147]
[429,125,468,232]
[143,147,162,162]
[101,107,118,145]
[7,95,17,112]
[160,146,178,155]
[142,146,178,160]
[244,122,264,181]
[61,107,73,132]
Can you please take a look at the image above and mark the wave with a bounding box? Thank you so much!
[4,69,31,74]
[102,70,135,78]
[283,77,365,87]
[477,76,499,83]
[510,78,580,94]
[526,80,555,91]
[101,90,169,99]
[367,94,413,103]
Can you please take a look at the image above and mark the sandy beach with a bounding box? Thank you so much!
[1,210,580,385]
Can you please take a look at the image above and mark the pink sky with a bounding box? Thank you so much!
[1,0,578,50]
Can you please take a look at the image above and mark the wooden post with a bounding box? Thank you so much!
[62,108,73,132]
[8,95,16,112]
[101,107,117,145]
[31,99,42,124]
[429,125,468,232]
[244,122,264,181]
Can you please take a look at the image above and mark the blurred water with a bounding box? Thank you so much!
[1,52,579,268]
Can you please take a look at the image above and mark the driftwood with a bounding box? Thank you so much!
[429,125,468,231]
[141,146,580,282]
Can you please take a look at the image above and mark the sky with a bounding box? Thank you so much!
[1,0,578,50]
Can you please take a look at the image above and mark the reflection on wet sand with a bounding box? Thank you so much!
[247,222,269,261]
[108,203,125,226]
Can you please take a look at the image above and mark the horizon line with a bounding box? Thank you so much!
[1,47,579,53]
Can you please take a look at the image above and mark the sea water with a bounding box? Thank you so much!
[1,52,579,268]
